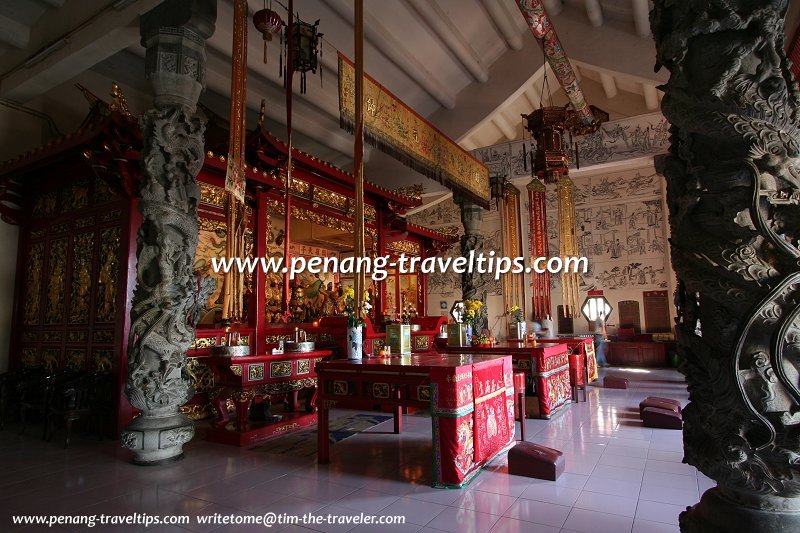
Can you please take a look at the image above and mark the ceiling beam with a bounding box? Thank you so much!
[405,0,489,83]
[632,0,652,38]
[599,72,618,99]
[493,114,517,140]
[584,0,604,27]
[0,13,30,49]
[642,83,660,111]
[323,0,456,109]
[0,0,162,102]
[542,0,564,17]
[479,0,523,51]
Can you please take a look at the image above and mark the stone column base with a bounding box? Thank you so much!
[121,412,194,466]
[681,488,800,533]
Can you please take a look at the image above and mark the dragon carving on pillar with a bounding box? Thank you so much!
[652,0,800,529]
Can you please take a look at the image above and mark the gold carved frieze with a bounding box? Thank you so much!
[198,218,226,233]
[200,182,226,207]
[69,232,94,324]
[392,184,423,202]
[92,349,112,372]
[230,365,243,377]
[24,242,44,325]
[29,228,46,239]
[186,357,215,393]
[248,363,265,382]
[270,361,293,378]
[74,217,95,230]
[313,187,348,211]
[92,330,114,343]
[22,331,37,343]
[65,349,86,372]
[386,240,420,256]
[93,177,117,204]
[256,377,316,396]
[45,239,67,324]
[51,222,71,235]
[181,402,214,420]
[333,380,349,396]
[62,178,90,212]
[291,178,311,197]
[191,337,217,350]
[372,383,390,399]
[96,227,120,323]
[346,203,376,222]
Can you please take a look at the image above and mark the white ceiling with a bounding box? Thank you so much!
[1,0,799,193]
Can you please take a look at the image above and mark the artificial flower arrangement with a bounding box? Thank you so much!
[463,298,484,329]
[343,287,371,328]
[507,305,524,323]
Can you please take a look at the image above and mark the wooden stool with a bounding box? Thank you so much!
[513,371,526,441]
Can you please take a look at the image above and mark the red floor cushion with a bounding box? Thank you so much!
[604,376,629,389]
[508,442,565,481]
[639,398,681,415]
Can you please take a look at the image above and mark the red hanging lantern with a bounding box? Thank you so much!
[253,7,283,64]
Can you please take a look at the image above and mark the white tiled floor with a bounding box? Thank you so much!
[0,368,709,533]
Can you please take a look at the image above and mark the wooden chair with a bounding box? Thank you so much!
[46,372,112,448]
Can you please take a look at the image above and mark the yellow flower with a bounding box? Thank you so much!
[344,287,355,300]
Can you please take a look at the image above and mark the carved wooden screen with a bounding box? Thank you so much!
[618,300,642,333]
[18,176,125,375]
[643,290,671,333]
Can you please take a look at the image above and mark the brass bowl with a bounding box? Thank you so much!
[211,345,250,357]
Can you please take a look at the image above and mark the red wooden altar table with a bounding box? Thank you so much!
[437,342,572,419]
[205,349,332,446]
[316,353,515,488]
[536,337,598,384]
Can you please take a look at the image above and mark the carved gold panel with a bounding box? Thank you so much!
[200,182,225,207]
[24,242,44,325]
[270,361,292,378]
[290,178,310,197]
[62,178,90,212]
[372,383,390,399]
[65,349,86,372]
[21,348,38,368]
[297,359,310,375]
[333,380,349,396]
[93,177,117,203]
[69,232,94,324]
[100,210,121,223]
[30,228,46,239]
[248,363,265,382]
[51,222,71,234]
[92,330,114,343]
[313,187,348,210]
[96,227,120,323]
[32,191,56,219]
[186,357,214,393]
[372,339,385,355]
[181,402,214,420]
[417,385,431,401]
[67,331,88,343]
[230,365,242,377]
[42,331,62,342]
[191,337,217,349]
[413,336,430,351]
[387,240,421,256]
[22,331,37,342]
[45,239,67,324]
[92,349,112,372]
[41,349,59,373]
[74,217,95,230]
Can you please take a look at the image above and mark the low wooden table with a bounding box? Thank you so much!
[206,349,332,446]
[536,337,598,399]
[316,353,516,488]
[437,342,572,419]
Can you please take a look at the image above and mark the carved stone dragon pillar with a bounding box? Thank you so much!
[121,0,216,465]
[457,198,488,333]
[652,1,800,530]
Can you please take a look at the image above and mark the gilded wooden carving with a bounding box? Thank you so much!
[32,191,56,219]
[92,330,114,343]
[62,178,90,212]
[69,232,94,324]
[248,363,265,381]
[92,349,112,372]
[45,239,67,324]
[185,357,215,392]
[270,361,292,378]
[65,349,86,372]
[41,349,59,373]
[23,242,44,325]
[21,348,37,368]
[96,227,120,323]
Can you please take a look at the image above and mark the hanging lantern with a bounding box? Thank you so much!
[490,171,508,210]
[524,106,570,184]
[253,7,283,64]
[282,15,323,94]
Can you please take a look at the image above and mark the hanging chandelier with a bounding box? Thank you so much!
[281,14,323,94]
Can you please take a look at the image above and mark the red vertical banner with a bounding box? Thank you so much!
[527,178,550,320]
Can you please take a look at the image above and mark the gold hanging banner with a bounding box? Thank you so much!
[338,53,491,208]
[557,174,580,319]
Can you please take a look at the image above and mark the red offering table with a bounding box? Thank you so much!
[206,349,333,446]
[316,353,515,488]
[438,342,572,419]
[537,337,598,383]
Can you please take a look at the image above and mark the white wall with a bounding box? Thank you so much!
[410,157,678,340]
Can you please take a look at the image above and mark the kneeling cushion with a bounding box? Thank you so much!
[639,398,681,416]
[642,406,683,429]
[644,396,681,409]
[508,441,565,481]
[604,376,629,389]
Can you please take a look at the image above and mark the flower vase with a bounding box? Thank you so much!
[464,324,473,345]
[347,326,363,360]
